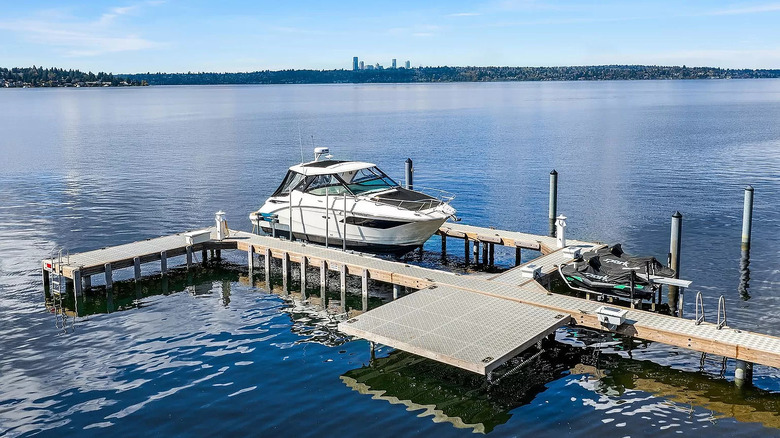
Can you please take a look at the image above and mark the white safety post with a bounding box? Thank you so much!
[556,215,567,248]
[215,210,227,240]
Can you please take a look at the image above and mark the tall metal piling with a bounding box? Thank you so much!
[549,170,558,237]
[741,185,754,251]
[668,211,682,316]
[405,158,414,190]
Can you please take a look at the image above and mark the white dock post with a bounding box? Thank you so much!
[73,269,83,297]
[264,248,271,283]
[340,264,347,308]
[473,241,479,264]
[556,215,567,248]
[741,186,754,251]
[160,250,167,276]
[668,212,682,315]
[186,245,193,270]
[133,257,141,281]
[104,263,113,289]
[549,170,558,237]
[393,284,400,300]
[247,246,255,275]
[300,256,308,293]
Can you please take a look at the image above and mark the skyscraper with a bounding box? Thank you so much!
[392,59,397,69]
[405,60,411,69]
[353,57,359,71]
[359,61,364,70]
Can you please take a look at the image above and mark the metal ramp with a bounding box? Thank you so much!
[338,285,570,375]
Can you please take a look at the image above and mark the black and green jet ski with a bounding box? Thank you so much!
[558,244,690,300]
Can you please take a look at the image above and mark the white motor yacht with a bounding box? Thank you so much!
[250,148,456,254]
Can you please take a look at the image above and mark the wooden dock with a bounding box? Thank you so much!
[42,224,780,380]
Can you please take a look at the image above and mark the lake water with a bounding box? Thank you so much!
[0,81,779,436]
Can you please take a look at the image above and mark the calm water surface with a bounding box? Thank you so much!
[0,81,779,436]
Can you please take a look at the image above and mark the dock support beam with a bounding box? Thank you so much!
[472,241,479,265]
[482,242,488,266]
[320,260,327,293]
[735,359,753,388]
[186,246,193,270]
[42,266,50,291]
[668,212,682,316]
[160,250,167,276]
[340,265,347,307]
[83,274,91,290]
[549,170,558,237]
[362,269,369,311]
[202,248,208,265]
[741,186,754,251]
[515,247,521,266]
[464,237,470,265]
[488,243,494,267]
[393,284,400,300]
[300,257,308,294]
[264,248,271,284]
[441,234,447,259]
[248,246,255,275]
[133,257,141,281]
[405,158,413,190]
[104,263,113,289]
[282,252,290,293]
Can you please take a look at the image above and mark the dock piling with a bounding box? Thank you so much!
[488,243,494,266]
[405,158,413,190]
[202,248,208,265]
[393,284,400,300]
[186,246,193,270]
[741,185,754,251]
[282,252,290,293]
[362,269,369,311]
[473,241,479,265]
[735,359,753,388]
[515,247,521,266]
[104,263,113,289]
[160,250,167,275]
[482,242,488,266]
[549,170,558,237]
[320,260,327,293]
[248,246,255,275]
[73,270,83,297]
[264,248,271,285]
[83,274,91,290]
[441,234,447,259]
[340,264,347,307]
[464,237,470,265]
[133,257,141,281]
[668,211,683,316]
[300,256,308,293]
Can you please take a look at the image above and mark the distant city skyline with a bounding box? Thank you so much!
[1,1,780,73]
[352,56,409,70]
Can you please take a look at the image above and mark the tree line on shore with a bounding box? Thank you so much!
[1,66,146,87]
[4,65,779,88]
[125,65,780,85]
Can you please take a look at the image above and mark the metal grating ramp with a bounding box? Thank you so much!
[338,285,570,375]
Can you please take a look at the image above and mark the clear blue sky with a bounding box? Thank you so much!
[1,0,779,73]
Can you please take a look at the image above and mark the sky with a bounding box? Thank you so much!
[1,0,780,73]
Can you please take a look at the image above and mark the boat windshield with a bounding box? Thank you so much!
[272,171,306,197]
[343,167,398,195]
[303,174,351,196]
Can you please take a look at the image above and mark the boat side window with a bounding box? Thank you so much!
[304,174,349,196]
[347,167,398,194]
[272,171,305,197]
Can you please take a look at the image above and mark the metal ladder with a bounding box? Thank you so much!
[50,249,74,332]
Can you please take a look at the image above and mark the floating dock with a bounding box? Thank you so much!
[42,223,780,381]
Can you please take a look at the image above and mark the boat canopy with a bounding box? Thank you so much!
[289,160,376,176]
[273,160,399,197]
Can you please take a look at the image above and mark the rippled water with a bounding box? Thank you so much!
[1,81,779,436]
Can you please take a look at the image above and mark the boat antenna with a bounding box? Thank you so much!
[298,124,304,163]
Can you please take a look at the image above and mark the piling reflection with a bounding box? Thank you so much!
[738,249,751,301]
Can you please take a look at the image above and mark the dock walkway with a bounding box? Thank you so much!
[43,224,780,377]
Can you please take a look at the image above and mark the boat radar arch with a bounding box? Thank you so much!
[314,147,331,161]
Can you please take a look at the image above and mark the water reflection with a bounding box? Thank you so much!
[739,249,751,301]
[342,340,780,434]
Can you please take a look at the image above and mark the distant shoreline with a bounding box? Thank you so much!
[4,65,780,88]
[123,65,780,86]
